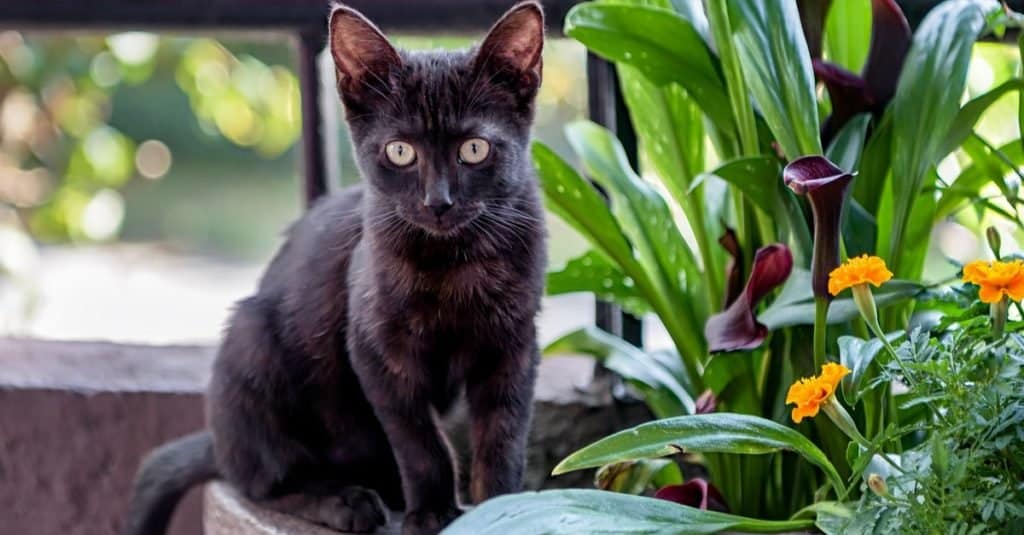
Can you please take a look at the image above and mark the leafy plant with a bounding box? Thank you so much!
[824,325,1024,534]
[474,0,1024,529]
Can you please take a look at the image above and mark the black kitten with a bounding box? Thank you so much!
[123,3,546,535]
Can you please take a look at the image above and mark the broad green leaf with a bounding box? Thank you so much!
[824,0,871,72]
[545,327,695,416]
[887,0,999,269]
[444,489,816,535]
[547,250,651,317]
[886,188,936,282]
[759,268,922,329]
[564,4,735,138]
[669,0,711,41]
[938,78,1024,157]
[791,500,853,521]
[841,197,877,257]
[552,413,844,493]
[617,65,715,308]
[566,121,704,361]
[706,0,759,156]
[532,142,635,272]
[728,0,823,158]
[813,501,855,535]
[533,141,673,332]
[825,113,872,172]
[852,110,893,215]
[618,68,704,202]
[694,156,781,215]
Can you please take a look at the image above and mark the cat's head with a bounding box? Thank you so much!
[328,2,544,237]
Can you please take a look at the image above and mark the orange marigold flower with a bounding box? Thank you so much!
[827,255,893,296]
[962,259,1024,304]
[785,363,850,423]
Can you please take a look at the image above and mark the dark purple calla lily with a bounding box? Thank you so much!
[814,0,911,144]
[695,390,718,415]
[784,156,855,299]
[655,479,730,513]
[796,0,833,59]
[862,0,912,104]
[719,227,744,307]
[705,244,793,353]
[814,59,874,143]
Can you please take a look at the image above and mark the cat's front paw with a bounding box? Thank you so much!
[402,506,461,535]
[316,487,388,533]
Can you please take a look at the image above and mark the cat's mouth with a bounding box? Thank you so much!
[398,202,485,238]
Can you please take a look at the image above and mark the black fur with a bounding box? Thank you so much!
[124,432,217,535]
[124,3,546,535]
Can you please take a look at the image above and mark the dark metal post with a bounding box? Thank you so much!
[297,28,330,206]
[586,53,643,347]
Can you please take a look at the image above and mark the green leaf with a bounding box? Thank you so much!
[564,3,735,137]
[824,0,871,72]
[532,142,635,273]
[618,67,704,202]
[544,327,695,417]
[705,0,759,157]
[852,111,893,215]
[887,0,999,269]
[813,501,855,535]
[547,250,651,317]
[617,65,716,308]
[841,198,877,257]
[837,334,896,403]
[444,489,816,535]
[692,157,812,257]
[825,113,872,172]
[936,140,1024,219]
[552,413,844,493]
[596,459,681,495]
[938,78,1024,157]
[759,268,922,329]
[728,0,822,158]
[695,156,780,216]
[566,121,704,361]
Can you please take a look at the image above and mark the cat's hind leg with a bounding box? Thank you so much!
[208,298,389,532]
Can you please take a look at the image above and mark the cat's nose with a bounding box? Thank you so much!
[426,197,453,217]
[424,190,453,217]
[424,177,453,217]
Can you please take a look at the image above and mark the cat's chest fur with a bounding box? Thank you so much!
[348,237,536,368]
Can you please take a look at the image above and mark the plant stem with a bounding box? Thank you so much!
[814,297,829,368]
[991,296,1008,339]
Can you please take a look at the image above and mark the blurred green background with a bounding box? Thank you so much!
[0,31,1019,345]
[0,32,588,260]
[0,32,592,341]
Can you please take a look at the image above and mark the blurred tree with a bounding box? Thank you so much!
[0,32,302,244]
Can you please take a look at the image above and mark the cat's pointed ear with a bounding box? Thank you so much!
[475,2,545,95]
[329,4,401,99]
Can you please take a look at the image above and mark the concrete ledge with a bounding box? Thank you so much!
[1,338,649,534]
[0,338,213,535]
[204,482,402,535]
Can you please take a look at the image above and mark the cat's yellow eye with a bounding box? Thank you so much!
[458,138,490,164]
[384,141,416,167]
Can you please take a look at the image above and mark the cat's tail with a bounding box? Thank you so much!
[123,430,219,535]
